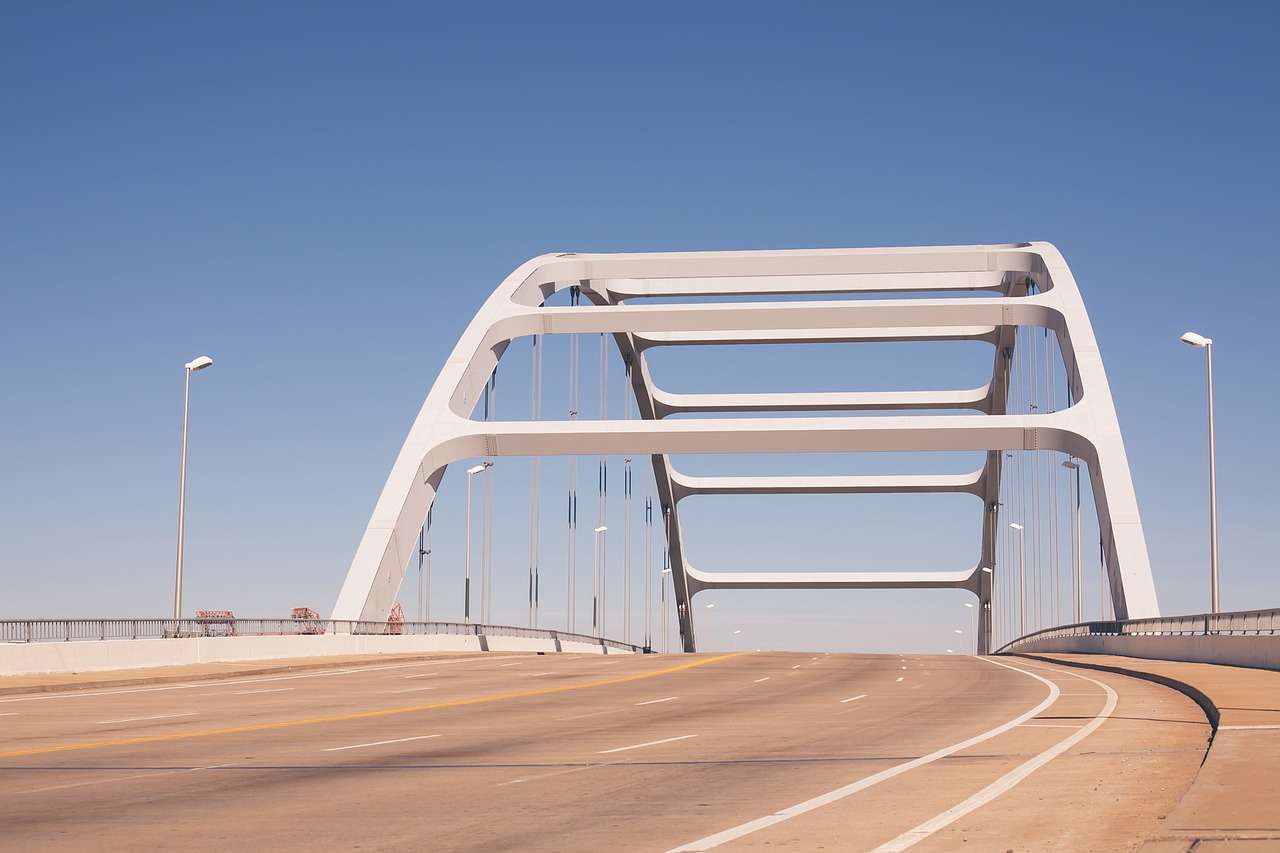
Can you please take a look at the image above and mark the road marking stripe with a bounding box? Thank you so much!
[752,677,770,683]
[14,763,229,795]
[402,673,438,679]
[95,713,197,725]
[895,677,904,683]
[871,666,1116,851]
[387,686,436,694]
[791,665,801,670]
[1219,724,1280,730]
[324,734,440,752]
[635,696,678,706]
[1019,723,1084,728]
[840,694,867,704]
[527,672,556,677]
[231,688,293,695]
[0,653,743,759]
[599,734,696,754]
[663,657,1060,852]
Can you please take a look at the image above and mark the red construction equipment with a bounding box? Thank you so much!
[386,602,404,635]
[291,607,325,634]
[194,609,236,637]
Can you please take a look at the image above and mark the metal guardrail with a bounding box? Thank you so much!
[996,607,1280,654]
[0,618,646,653]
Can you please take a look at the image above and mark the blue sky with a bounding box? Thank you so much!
[3,3,1277,652]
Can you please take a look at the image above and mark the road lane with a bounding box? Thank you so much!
[0,652,1207,852]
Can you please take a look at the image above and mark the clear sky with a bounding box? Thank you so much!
[3,3,1278,653]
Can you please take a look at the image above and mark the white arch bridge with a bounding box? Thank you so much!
[332,242,1159,654]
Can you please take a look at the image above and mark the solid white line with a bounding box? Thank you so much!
[0,712,17,716]
[752,677,770,683]
[791,665,802,670]
[635,696,678,706]
[663,657,1060,852]
[871,666,1116,852]
[840,694,867,704]
[527,671,556,677]
[599,734,696,754]
[1019,723,1084,729]
[497,662,522,667]
[231,688,293,695]
[387,686,436,694]
[402,672,439,679]
[324,734,440,752]
[95,712,197,725]
[1219,724,1280,730]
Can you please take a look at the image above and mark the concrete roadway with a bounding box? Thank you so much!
[0,651,1209,852]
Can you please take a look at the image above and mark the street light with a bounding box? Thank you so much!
[1009,523,1026,637]
[661,567,672,654]
[593,525,608,637]
[173,355,214,620]
[465,462,492,624]
[1061,460,1083,622]
[1181,331,1221,613]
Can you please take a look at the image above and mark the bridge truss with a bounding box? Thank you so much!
[333,242,1159,653]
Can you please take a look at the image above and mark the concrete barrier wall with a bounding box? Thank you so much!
[0,632,635,677]
[1010,634,1280,671]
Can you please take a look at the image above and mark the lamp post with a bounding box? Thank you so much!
[1061,460,1082,623]
[593,525,608,637]
[465,462,492,624]
[1009,523,1025,636]
[173,355,214,620]
[978,567,991,650]
[1181,331,1220,612]
[661,567,671,654]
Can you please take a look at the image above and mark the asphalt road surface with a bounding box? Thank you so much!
[0,651,1209,851]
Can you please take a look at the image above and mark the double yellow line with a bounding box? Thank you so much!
[0,652,744,760]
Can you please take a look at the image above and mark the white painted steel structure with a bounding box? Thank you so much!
[333,242,1159,653]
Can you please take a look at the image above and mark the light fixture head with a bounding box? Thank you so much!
[964,602,975,607]
[705,603,715,609]
[185,355,214,372]
[1180,331,1212,348]
[1061,460,1079,470]
[733,629,741,635]
[1009,522,1024,531]
[980,566,992,573]
[466,463,488,475]
[593,525,608,533]
[954,629,963,634]
[661,568,672,575]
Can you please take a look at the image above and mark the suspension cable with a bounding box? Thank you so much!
[597,330,608,638]
[645,496,653,650]
[529,334,541,627]
[567,285,580,632]
[623,354,632,645]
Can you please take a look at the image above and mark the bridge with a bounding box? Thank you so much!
[0,243,1275,851]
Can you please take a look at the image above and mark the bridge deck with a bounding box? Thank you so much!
[0,651,1212,851]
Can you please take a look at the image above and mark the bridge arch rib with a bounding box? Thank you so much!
[332,243,1159,653]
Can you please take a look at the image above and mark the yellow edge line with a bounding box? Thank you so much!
[0,652,745,760]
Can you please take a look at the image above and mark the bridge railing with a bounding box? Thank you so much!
[0,618,645,653]
[996,606,1280,654]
